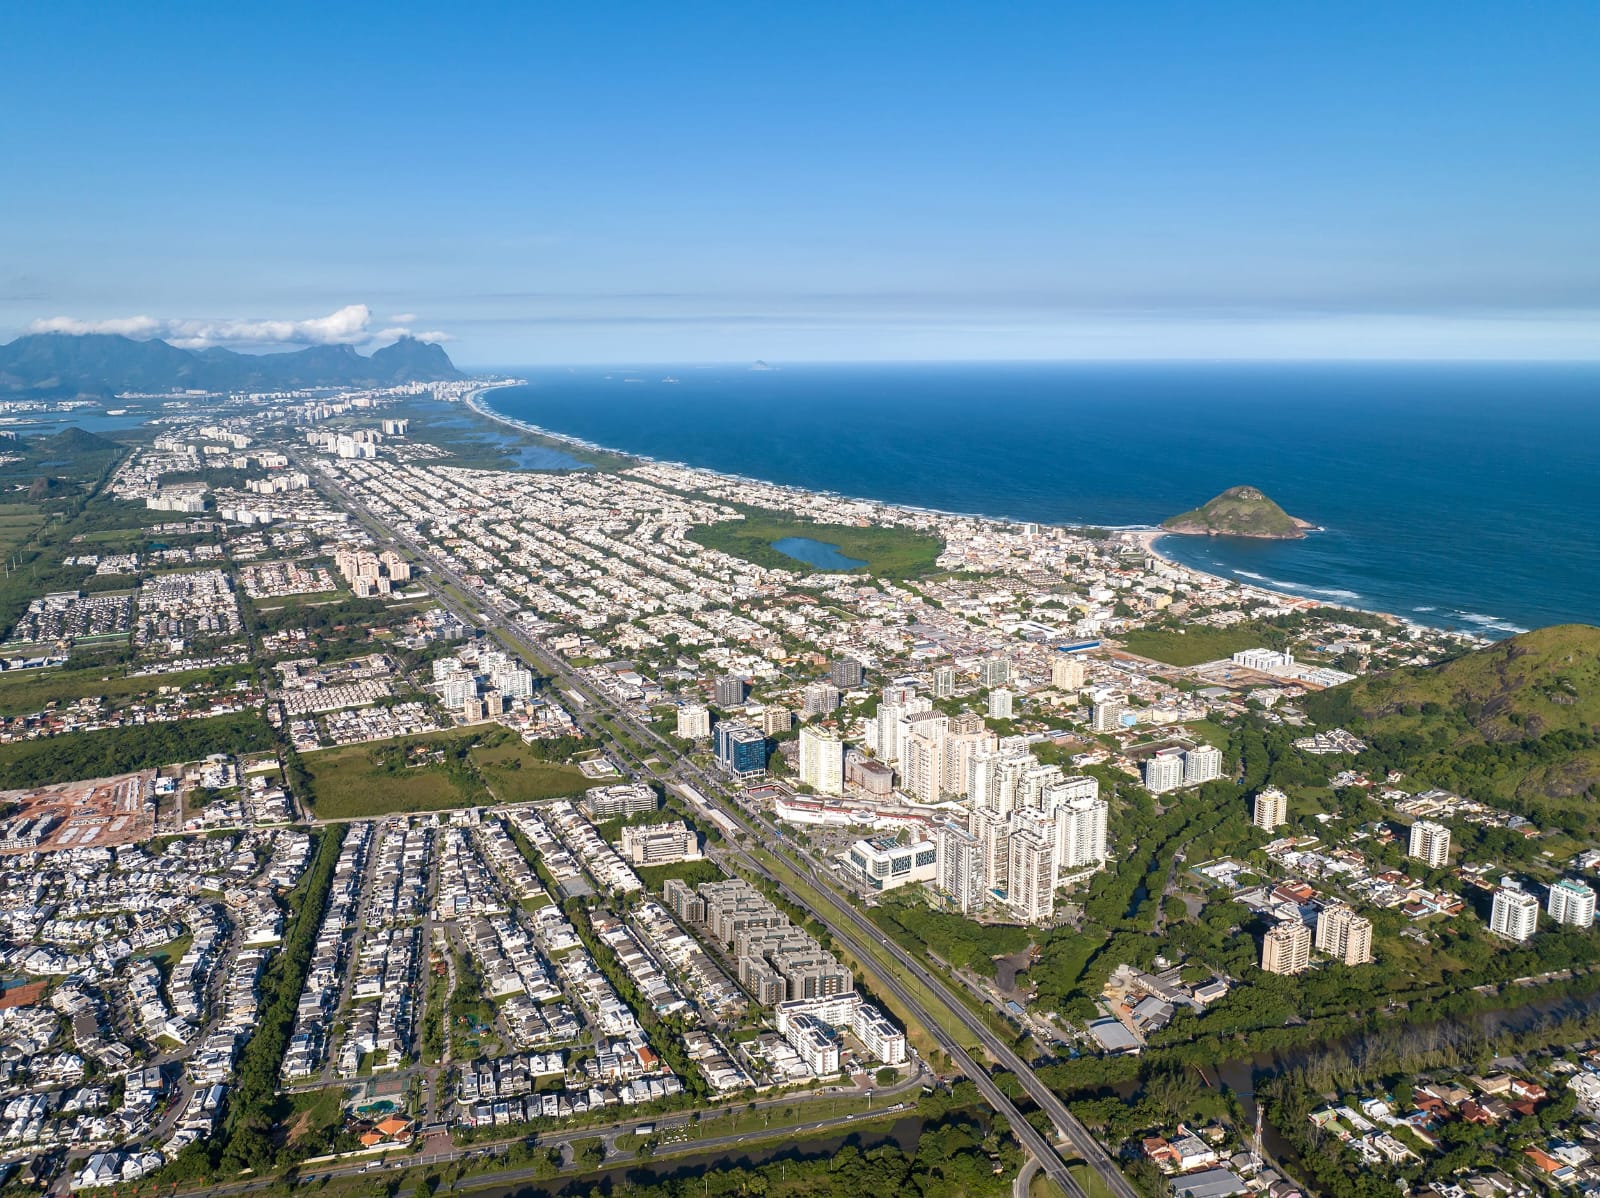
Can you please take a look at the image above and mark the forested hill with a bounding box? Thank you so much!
[1305,623,1600,828]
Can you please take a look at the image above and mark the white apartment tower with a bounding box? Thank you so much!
[1253,787,1288,831]
[1408,820,1452,869]
[1143,748,1186,794]
[798,725,845,797]
[1490,887,1540,942]
[1052,794,1110,872]
[1091,692,1127,733]
[1183,744,1223,785]
[1006,813,1058,924]
[1547,878,1597,929]
[676,703,712,740]
[934,823,987,914]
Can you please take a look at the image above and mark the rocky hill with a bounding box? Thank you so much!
[1161,485,1313,539]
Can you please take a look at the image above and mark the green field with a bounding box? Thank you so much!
[1119,622,1280,667]
[687,509,943,578]
[0,505,44,558]
[468,733,590,803]
[303,727,587,819]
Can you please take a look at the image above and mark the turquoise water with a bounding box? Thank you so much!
[485,362,1600,635]
[771,536,867,570]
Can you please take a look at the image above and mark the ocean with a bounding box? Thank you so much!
[482,362,1600,636]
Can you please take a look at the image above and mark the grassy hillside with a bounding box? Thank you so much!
[1305,624,1600,825]
[1162,485,1308,538]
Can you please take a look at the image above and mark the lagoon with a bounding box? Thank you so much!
[771,536,867,571]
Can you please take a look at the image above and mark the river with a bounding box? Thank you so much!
[1105,988,1600,1165]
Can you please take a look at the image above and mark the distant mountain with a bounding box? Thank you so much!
[1161,485,1313,539]
[0,332,463,396]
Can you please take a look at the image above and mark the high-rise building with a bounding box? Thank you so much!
[1548,878,1598,928]
[968,805,1010,894]
[941,728,993,799]
[934,823,987,914]
[900,724,946,804]
[1253,787,1288,831]
[830,658,864,690]
[676,703,712,740]
[802,682,841,717]
[1051,653,1086,692]
[1052,794,1109,872]
[1091,692,1127,733]
[1314,905,1373,966]
[988,688,1014,719]
[760,705,793,736]
[1261,920,1312,975]
[1006,812,1058,924]
[1183,744,1223,785]
[713,676,748,708]
[932,665,956,698]
[1490,887,1540,941]
[714,722,767,780]
[798,725,845,796]
[979,656,1011,687]
[1408,820,1452,869]
[1143,747,1186,794]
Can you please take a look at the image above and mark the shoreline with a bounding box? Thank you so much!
[460,381,1488,643]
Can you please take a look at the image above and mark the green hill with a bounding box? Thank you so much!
[1305,624,1600,826]
[1161,485,1312,539]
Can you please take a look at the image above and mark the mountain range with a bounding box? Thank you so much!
[0,332,462,396]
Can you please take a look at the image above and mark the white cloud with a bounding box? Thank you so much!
[388,313,418,324]
[22,304,437,349]
[376,326,453,344]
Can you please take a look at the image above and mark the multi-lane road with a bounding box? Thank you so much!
[307,457,1140,1198]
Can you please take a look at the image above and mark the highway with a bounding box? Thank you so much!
[305,457,1140,1198]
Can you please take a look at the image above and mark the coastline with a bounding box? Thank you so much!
[460,381,1482,642]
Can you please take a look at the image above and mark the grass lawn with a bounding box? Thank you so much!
[688,508,943,579]
[635,858,724,892]
[1119,622,1279,667]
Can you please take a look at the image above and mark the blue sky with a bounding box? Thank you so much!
[2,2,1597,363]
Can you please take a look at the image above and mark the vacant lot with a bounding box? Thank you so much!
[469,733,589,803]
[304,727,587,819]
